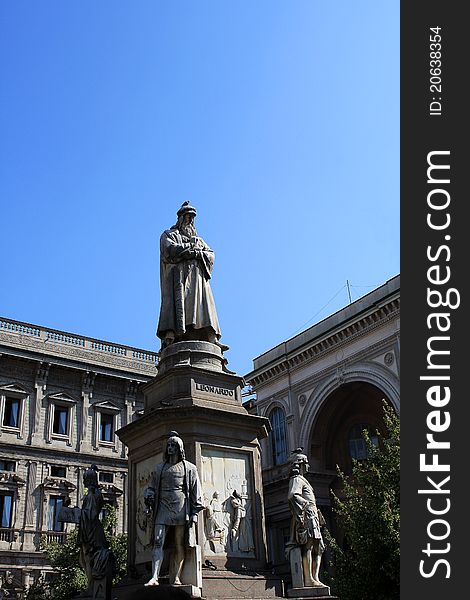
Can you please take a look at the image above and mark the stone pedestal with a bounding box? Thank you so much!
[202,570,283,599]
[288,545,304,590]
[106,582,200,599]
[116,342,278,599]
[286,543,336,599]
[110,576,282,600]
[287,587,337,599]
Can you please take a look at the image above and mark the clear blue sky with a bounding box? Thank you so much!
[0,1,399,376]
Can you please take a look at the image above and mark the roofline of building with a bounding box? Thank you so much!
[247,274,400,377]
[0,315,156,355]
[0,315,158,376]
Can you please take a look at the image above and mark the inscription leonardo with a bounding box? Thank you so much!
[195,382,234,397]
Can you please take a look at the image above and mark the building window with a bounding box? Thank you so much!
[46,393,77,445]
[99,413,114,443]
[50,465,67,478]
[48,496,64,532]
[0,460,16,472]
[0,493,13,528]
[348,423,379,461]
[52,406,69,436]
[92,402,120,450]
[99,471,114,484]
[2,397,20,428]
[270,407,288,465]
[0,387,27,437]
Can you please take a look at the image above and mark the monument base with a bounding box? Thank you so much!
[111,571,283,600]
[202,569,283,598]
[110,581,201,599]
[287,586,338,599]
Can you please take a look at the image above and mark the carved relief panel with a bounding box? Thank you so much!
[200,447,255,558]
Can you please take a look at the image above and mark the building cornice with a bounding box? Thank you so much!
[0,316,158,378]
[255,334,400,405]
[246,294,399,389]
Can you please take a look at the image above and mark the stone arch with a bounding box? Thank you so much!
[299,365,398,483]
[260,396,290,419]
[299,361,399,450]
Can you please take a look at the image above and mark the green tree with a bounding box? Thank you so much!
[102,504,128,584]
[35,504,127,600]
[24,576,52,599]
[39,526,88,600]
[325,403,400,600]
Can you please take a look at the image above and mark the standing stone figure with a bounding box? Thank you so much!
[204,491,225,541]
[157,202,221,348]
[77,464,114,599]
[144,431,204,587]
[286,449,326,588]
[229,490,255,554]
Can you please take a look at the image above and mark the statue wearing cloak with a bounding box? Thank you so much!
[286,449,326,588]
[157,202,221,346]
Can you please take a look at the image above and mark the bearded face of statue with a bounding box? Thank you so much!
[178,213,197,238]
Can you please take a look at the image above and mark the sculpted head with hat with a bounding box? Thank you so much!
[173,201,198,239]
[289,447,310,476]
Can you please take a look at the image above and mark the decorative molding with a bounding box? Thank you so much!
[0,382,31,395]
[0,472,25,486]
[36,361,50,390]
[262,397,290,419]
[255,334,399,410]
[247,298,400,388]
[82,370,96,396]
[42,477,76,492]
[0,318,158,376]
[126,379,139,398]
[92,400,121,413]
[100,483,123,497]
[45,391,78,405]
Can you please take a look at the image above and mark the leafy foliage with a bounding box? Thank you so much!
[24,576,51,600]
[36,504,127,600]
[40,526,88,599]
[102,505,128,584]
[325,403,400,600]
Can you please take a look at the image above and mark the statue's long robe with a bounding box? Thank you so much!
[77,487,111,581]
[77,487,107,550]
[157,228,221,340]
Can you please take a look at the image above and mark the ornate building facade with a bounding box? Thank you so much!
[0,318,157,590]
[244,275,400,572]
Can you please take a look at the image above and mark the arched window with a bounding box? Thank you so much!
[270,407,288,465]
[348,423,378,460]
